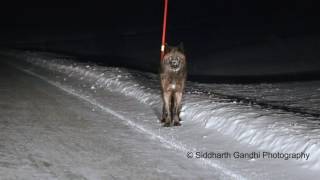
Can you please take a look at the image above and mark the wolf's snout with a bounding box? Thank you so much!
[169,59,180,68]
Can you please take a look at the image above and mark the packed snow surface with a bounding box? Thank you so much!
[2,50,320,179]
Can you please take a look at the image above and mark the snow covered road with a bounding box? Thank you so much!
[1,51,320,179]
[0,60,224,179]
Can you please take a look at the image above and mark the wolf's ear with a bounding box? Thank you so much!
[178,42,184,52]
[164,43,171,53]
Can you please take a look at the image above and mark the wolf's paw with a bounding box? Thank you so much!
[173,121,181,126]
[163,122,171,127]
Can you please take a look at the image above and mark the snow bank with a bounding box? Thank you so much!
[7,51,320,170]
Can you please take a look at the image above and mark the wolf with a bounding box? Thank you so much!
[160,43,187,127]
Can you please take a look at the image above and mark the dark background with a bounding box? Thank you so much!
[1,1,320,83]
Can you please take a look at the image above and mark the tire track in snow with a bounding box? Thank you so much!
[188,85,320,120]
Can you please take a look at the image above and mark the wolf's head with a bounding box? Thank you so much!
[163,42,185,72]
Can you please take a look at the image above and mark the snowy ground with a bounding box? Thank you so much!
[0,60,221,179]
[1,50,320,179]
[199,81,320,116]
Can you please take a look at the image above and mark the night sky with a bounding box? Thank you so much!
[1,1,319,82]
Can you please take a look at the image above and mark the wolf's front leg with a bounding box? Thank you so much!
[163,91,172,127]
[172,91,183,126]
[161,102,166,123]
